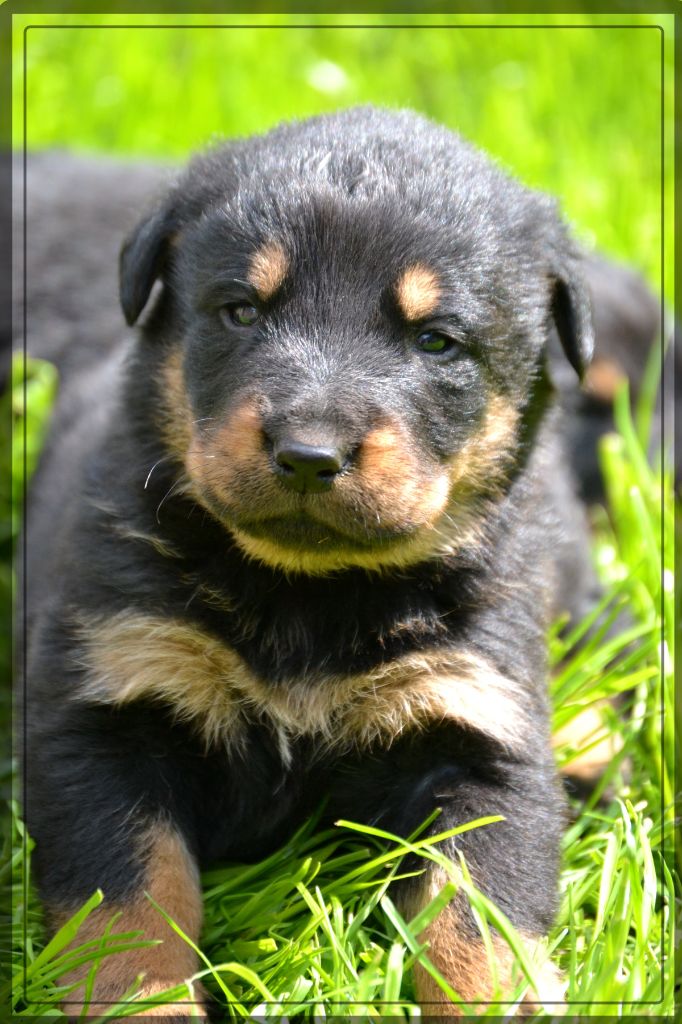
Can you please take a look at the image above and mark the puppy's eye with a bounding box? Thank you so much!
[415,330,454,354]
[220,303,260,327]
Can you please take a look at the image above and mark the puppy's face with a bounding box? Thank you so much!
[121,110,593,573]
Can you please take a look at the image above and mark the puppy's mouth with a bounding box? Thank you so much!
[229,511,403,552]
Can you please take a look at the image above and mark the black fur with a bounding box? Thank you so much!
[21,107,645,1013]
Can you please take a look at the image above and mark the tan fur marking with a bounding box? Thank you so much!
[554,702,622,782]
[209,400,264,466]
[76,613,249,751]
[583,356,626,403]
[77,613,528,756]
[181,389,517,578]
[53,823,205,1018]
[415,907,513,1009]
[404,869,565,1016]
[229,522,484,576]
[325,650,528,752]
[247,240,288,300]
[185,397,265,502]
[358,424,450,526]
[448,394,519,493]
[124,984,205,1017]
[230,653,528,757]
[157,346,193,461]
[395,264,441,321]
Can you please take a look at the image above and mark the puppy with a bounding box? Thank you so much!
[22,106,606,1018]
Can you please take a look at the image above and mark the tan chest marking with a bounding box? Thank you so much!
[76,614,248,749]
[76,613,529,756]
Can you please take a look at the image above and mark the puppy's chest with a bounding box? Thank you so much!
[75,592,531,758]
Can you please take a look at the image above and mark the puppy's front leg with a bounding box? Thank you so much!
[401,865,565,1018]
[51,820,205,1021]
[395,758,566,1016]
[332,729,566,1017]
[25,706,207,1021]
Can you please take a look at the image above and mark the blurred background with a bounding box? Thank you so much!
[13,10,671,294]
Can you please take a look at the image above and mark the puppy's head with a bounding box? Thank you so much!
[120,108,593,574]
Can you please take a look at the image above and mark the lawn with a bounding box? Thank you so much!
[4,8,677,1019]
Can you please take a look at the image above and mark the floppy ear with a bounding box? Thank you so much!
[119,204,176,326]
[548,248,595,381]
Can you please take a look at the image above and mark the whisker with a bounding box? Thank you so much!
[144,450,217,489]
[155,479,188,524]
[144,456,174,489]
[193,417,217,433]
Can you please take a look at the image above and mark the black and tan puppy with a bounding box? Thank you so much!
[23,107,604,1018]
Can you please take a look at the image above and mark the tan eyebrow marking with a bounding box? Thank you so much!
[247,241,288,300]
[395,264,441,321]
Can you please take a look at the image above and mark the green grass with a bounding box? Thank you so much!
[4,351,676,1019]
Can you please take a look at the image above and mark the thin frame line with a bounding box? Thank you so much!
[21,20,28,1002]
[18,16,667,1015]
[20,23,661,29]
[657,19,666,1011]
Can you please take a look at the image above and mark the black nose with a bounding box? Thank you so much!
[274,442,345,493]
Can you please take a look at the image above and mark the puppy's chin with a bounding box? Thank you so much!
[224,512,398,575]
[235,512,408,549]
[229,527,394,575]
[228,513,484,576]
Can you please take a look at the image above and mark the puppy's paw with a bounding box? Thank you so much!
[81,980,208,1022]
[130,990,208,1020]
[515,958,567,1016]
